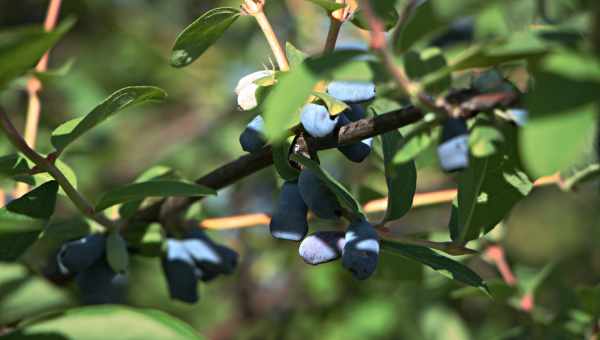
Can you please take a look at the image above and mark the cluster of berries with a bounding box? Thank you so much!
[236,72,380,279]
[54,229,238,304]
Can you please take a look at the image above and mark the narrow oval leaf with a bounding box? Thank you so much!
[381,240,488,294]
[0,208,46,261]
[0,18,75,89]
[3,305,202,340]
[0,154,30,178]
[106,231,129,273]
[290,154,364,219]
[95,180,216,212]
[380,130,417,222]
[351,8,399,32]
[404,47,450,95]
[272,136,300,181]
[51,86,167,154]
[285,42,308,69]
[6,181,58,219]
[171,7,240,68]
[305,0,346,13]
[311,91,349,116]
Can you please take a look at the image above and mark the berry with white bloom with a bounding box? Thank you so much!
[299,231,346,265]
[337,104,372,162]
[300,103,339,138]
[327,81,376,103]
[437,118,469,172]
[239,115,266,153]
[342,219,379,280]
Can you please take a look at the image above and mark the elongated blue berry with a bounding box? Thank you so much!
[437,118,469,172]
[239,115,266,153]
[183,229,238,275]
[342,219,379,280]
[270,181,309,241]
[57,234,106,275]
[336,105,372,162]
[76,257,127,305]
[300,103,339,138]
[298,169,341,220]
[299,231,346,265]
[161,240,199,303]
[327,81,376,103]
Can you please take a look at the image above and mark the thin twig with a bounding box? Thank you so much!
[15,0,62,198]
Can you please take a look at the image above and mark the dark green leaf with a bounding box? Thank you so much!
[273,136,300,181]
[576,284,600,318]
[118,166,177,219]
[95,180,216,212]
[405,47,450,95]
[6,181,58,219]
[51,86,167,154]
[3,305,202,339]
[0,154,30,178]
[0,18,75,89]
[263,50,366,141]
[381,241,488,293]
[380,130,417,222]
[0,208,46,261]
[285,42,308,69]
[450,125,533,243]
[171,7,240,68]
[291,154,364,219]
[106,231,129,273]
[394,119,440,164]
[305,0,346,13]
[351,8,399,32]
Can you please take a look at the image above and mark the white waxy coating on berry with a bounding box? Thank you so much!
[246,115,265,132]
[235,70,274,111]
[235,70,274,95]
[181,239,221,264]
[300,103,339,138]
[437,135,469,171]
[327,81,376,103]
[166,240,193,262]
[355,239,379,253]
[361,137,373,147]
[508,108,528,126]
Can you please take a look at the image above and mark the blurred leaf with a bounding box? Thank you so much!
[273,136,300,181]
[559,162,600,191]
[451,279,517,302]
[286,42,308,69]
[51,86,167,154]
[351,7,399,32]
[468,119,505,158]
[106,231,129,274]
[381,241,488,293]
[4,305,202,339]
[305,0,345,13]
[0,154,30,178]
[33,58,75,82]
[263,50,365,141]
[0,263,73,325]
[576,284,600,318]
[380,130,417,222]
[450,124,532,243]
[405,47,451,94]
[0,18,74,89]
[311,91,349,115]
[6,181,58,219]
[123,222,164,258]
[95,180,215,212]
[421,305,472,340]
[0,208,46,261]
[515,263,555,295]
[291,154,364,219]
[31,158,78,196]
[170,7,240,68]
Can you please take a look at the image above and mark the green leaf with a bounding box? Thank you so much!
[351,8,399,32]
[285,42,308,69]
[393,120,440,164]
[0,263,74,325]
[468,119,505,158]
[6,181,58,219]
[33,58,75,82]
[291,154,364,219]
[0,208,46,261]
[272,136,300,181]
[118,166,178,219]
[450,125,533,243]
[171,7,240,68]
[381,241,488,293]
[0,18,75,89]
[560,162,600,191]
[0,154,30,178]
[263,50,366,141]
[51,86,167,154]
[311,91,349,115]
[95,180,216,212]
[3,305,202,340]
[122,222,164,258]
[106,231,129,273]
[405,47,450,95]
[576,284,600,318]
[380,130,417,222]
[29,158,78,196]
[305,0,346,13]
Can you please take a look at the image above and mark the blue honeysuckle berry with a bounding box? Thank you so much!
[299,231,346,265]
[183,229,238,275]
[235,70,274,111]
[297,169,341,220]
[76,257,128,305]
[300,103,339,138]
[270,180,309,241]
[336,104,372,163]
[342,219,380,280]
[161,239,200,303]
[326,81,376,104]
[507,108,528,126]
[437,117,469,173]
[57,234,106,275]
[239,115,267,153]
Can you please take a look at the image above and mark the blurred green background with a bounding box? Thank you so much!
[1,0,599,339]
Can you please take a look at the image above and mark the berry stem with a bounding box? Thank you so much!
[243,1,290,71]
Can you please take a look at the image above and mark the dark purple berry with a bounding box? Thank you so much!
[270,181,309,241]
[298,169,341,220]
[299,231,346,265]
[342,219,379,280]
